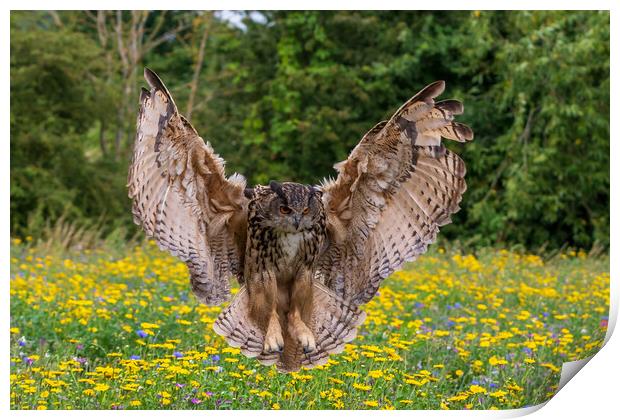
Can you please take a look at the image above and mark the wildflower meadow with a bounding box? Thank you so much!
[9,240,609,410]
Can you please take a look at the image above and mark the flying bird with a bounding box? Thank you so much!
[128,68,473,372]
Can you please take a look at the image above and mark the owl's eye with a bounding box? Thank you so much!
[279,206,292,215]
[302,207,310,215]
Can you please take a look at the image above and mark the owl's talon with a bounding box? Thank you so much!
[263,329,284,354]
[296,328,316,354]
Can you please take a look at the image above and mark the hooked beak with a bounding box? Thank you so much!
[293,215,301,230]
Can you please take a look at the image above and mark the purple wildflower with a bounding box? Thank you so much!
[601,317,609,328]
[211,355,220,362]
[136,330,148,338]
[173,351,183,358]
[130,355,141,360]
[191,398,202,404]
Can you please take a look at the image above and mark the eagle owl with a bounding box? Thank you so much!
[128,68,473,372]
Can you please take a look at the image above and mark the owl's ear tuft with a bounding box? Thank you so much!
[244,188,255,200]
[269,180,287,203]
[311,186,324,198]
[269,180,281,191]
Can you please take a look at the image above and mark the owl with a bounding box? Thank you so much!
[128,68,473,372]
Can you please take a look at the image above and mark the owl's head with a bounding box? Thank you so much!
[246,181,323,233]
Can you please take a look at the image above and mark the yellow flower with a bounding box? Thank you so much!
[447,392,470,402]
[506,383,524,392]
[469,385,487,394]
[489,355,508,366]
[93,384,110,392]
[539,363,560,373]
[129,400,142,407]
[82,389,95,396]
[489,390,508,398]
[10,327,20,334]
[353,383,372,391]
[272,403,281,410]
[364,400,379,407]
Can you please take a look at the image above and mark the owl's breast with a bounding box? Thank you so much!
[279,232,306,264]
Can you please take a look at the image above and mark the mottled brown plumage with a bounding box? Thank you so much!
[128,69,473,372]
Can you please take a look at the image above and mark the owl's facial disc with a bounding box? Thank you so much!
[259,182,321,233]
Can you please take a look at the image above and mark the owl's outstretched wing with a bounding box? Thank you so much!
[317,81,473,306]
[128,68,248,305]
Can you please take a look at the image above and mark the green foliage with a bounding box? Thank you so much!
[451,11,610,250]
[10,13,131,239]
[10,10,609,250]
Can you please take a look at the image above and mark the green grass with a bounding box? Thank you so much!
[10,240,609,410]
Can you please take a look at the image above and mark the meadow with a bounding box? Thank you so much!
[10,240,609,410]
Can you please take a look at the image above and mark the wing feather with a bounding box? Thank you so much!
[318,81,473,306]
[128,68,248,305]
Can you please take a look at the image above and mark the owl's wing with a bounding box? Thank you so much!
[128,68,248,305]
[317,81,473,306]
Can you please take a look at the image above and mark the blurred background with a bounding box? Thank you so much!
[9,10,609,252]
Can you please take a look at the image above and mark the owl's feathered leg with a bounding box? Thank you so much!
[247,270,284,353]
[276,282,367,372]
[287,268,316,353]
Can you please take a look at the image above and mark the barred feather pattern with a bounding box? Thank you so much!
[318,80,473,306]
[128,68,248,306]
[213,283,366,372]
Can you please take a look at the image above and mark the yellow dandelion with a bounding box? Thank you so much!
[469,385,487,394]
[353,383,372,391]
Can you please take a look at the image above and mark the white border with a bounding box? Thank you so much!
[3,1,617,419]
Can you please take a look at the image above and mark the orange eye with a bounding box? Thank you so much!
[279,206,292,215]
[302,207,310,215]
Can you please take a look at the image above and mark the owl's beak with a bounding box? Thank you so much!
[293,215,301,230]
